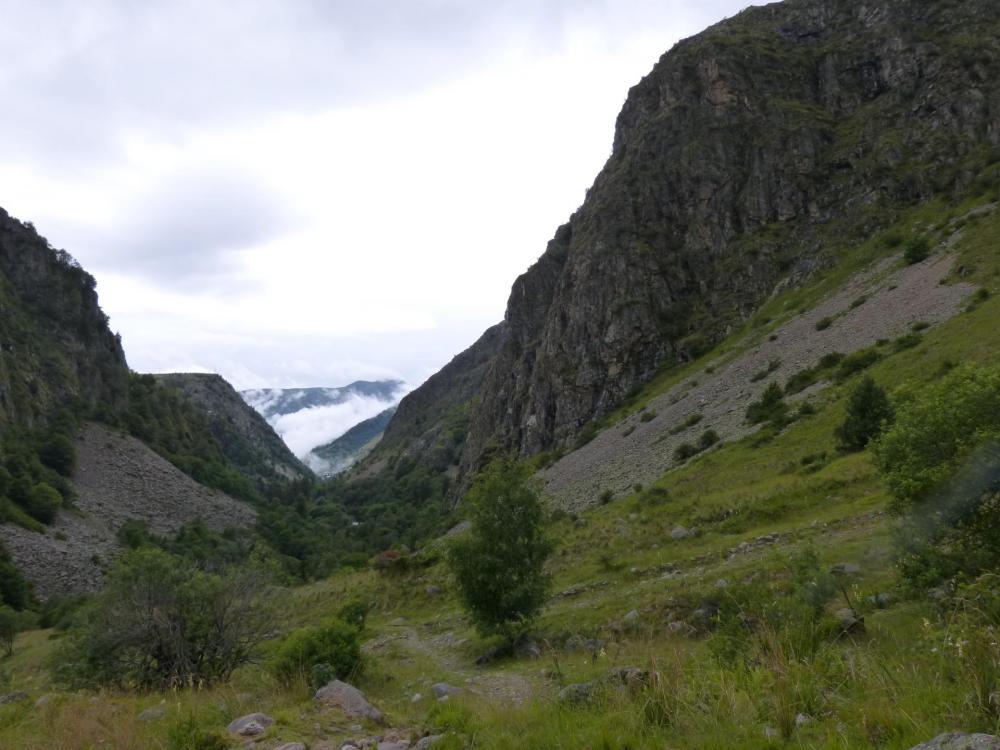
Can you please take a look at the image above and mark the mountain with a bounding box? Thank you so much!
[241,380,407,458]
[155,373,310,484]
[0,210,128,430]
[359,0,1000,492]
[307,406,396,477]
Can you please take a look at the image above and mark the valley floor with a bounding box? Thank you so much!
[2,198,1000,749]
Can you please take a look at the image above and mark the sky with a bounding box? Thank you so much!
[1,0,751,391]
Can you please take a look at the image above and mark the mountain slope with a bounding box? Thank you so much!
[357,0,1000,490]
[156,373,310,485]
[0,209,128,430]
[308,406,396,476]
[242,381,403,422]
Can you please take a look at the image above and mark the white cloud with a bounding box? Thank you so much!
[0,0,752,388]
[267,391,406,457]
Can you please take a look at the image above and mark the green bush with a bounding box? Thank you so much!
[815,317,833,331]
[698,429,720,450]
[271,618,361,687]
[834,348,881,382]
[674,443,698,462]
[38,434,75,477]
[23,482,61,524]
[835,376,894,452]
[745,383,789,426]
[57,548,274,688]
[904,236,931,264]
[336,597,371,629]
[0,605,34,656]
[167,714,231,750]
[447,462,551,642]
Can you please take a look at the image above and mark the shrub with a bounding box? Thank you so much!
[38,434,75,477]
[698,429,720,450]
[669,413,703,435]
[167,715,231,750]
[834,348,881,382]
[835,376,894,452]
[0,605,33,656]
[57,548,275,688]
[639,411,656,423]
[815,317,833,331]
[271,618,361,687]
[23,482,61,524]
[893,333,923,351]
[674,443,698,462]
[751,359,781,383]
[336,597,371,629]
[904,236,931,264]
[447,462,552,642]
[746,383,788,426]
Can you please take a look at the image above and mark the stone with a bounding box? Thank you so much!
[867,592,894,608]
[411,693,422,703]
[670,526,691,540]
[275,744,307,750]
[414,736,443,750]
[764,726,780,740]
[558,683,594,704]
[425,585,442,597]
[795,713,811,727]
[138,706,166,722]
[907,734,1000,750]
[609,666,648,688]
[564,634,585,652]
[835,607,865,634]
[227,713,274,737]
[0,691,28,705]
[830,562,862,575]
[623,609,640,623]
[431,682,461,699]
[315,680,384,723]
[33,695,51,708]
[514,635,541,660]
[377,743,409,750]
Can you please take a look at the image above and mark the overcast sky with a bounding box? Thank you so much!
[2,0,751,390]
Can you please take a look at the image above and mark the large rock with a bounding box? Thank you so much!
[226,712,273,737]
[315,679,384,723]
[908,734,1000,750]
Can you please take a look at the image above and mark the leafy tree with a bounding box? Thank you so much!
[38,433,75,477]
[874,365,1000,587]
[0,605,33,656]
[57,548,274,688]
[835,376,894,452]
[447,461,552,643]
[24,482,62,524]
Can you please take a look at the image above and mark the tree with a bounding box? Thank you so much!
[58,548,275,688]
[835,376,894,452]
[0,605,33,656]
[447,461,552,643]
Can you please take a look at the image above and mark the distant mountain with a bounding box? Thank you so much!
[156,373,311,485]
[307,406,396,477]
[241,380,407,459]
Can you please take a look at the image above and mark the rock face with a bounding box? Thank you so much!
[156,373,310,484]
[355,324,503,479]
[369,0,1000,487]
[0,422,256,598]
[0,209,127,431]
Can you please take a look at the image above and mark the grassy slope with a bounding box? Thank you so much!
[1,198,999,749]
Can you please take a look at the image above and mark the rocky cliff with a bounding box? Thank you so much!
[0,209,128,430]
[156,373,311,485]
[449,0,1000,470]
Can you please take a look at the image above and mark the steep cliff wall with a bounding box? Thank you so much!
[458,0,1000,469]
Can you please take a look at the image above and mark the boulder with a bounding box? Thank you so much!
[907,735,1000,750]
[431,682,461,699]
[414,736,443,750]
[227,712,273,737]
[315,680,384,723]
[425,585,442,597]
[558,682,594,704]
[0,691,28,705]
[275,744,307,750]
[835,607,865,635]
[670,526,691,540]
[830,562,862,575]
[138,706,166,722]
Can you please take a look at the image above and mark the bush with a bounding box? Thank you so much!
[815,317,833,331]
[0,605,33,656]
[57,548,274,688]
[834,348,881,382]
[698,429,720,450]
[674,443,698,462]
[835,376,894,452]
[904,236,931,264]
[447,462,551,642]
[23,482,61,524]
[745,383,788,426]
[38,434,75,477]
[271,618,361,687]
[336,597,371,629]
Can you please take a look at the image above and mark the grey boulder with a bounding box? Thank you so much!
[227,712,273,737]
[908,734,1000,750]
[315,679,385,723]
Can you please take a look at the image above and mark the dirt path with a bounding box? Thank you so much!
[365,624,537,705]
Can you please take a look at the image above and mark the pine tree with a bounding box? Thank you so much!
[836,376,894,452]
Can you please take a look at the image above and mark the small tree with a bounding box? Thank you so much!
[835,376,894,452]
[0,605,33,657]
[447,462,552,643]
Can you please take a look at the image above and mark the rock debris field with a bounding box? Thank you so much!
[541,247,977,512]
